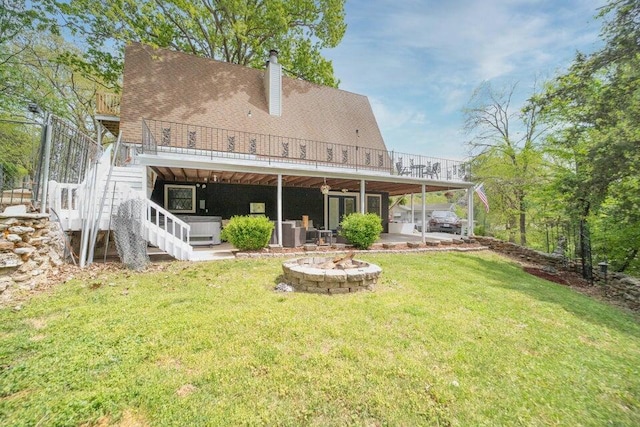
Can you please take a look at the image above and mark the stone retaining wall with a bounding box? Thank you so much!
[474,236,565,268]
[0,213,66,302]
[475,236,640,308]
[597,272,640,307]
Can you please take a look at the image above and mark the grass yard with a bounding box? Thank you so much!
[1,251,640,426]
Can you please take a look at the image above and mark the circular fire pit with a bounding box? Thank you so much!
[282,254,382,294]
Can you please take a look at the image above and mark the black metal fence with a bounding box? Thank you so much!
[47,115,102,184]
[142,119,471,182]
[0,115,102,212]
[543,218,594,281]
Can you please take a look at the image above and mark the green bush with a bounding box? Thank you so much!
[220,215,274,250]
[339,213,383,249]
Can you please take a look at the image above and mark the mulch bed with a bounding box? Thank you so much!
[522,266,588,287]
[521,264,638,315]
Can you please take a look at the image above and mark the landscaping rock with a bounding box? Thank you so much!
[0,214,65,298]
[275,282,294,292]
[0,253,23,268]
[13,247,35,256]
[9,226,35,234]
[5,234,22,243]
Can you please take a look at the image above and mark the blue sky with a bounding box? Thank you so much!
[324,0,606,160]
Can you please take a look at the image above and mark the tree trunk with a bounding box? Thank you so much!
[507,217,517,243]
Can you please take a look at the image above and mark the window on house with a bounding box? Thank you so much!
[165,184,196,213]
[366,194,382,217]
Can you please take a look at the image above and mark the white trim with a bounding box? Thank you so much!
[136,152,474,190]
[421,184,426,243]
[467,188,474,237]
[277,174,282,246]
[164,184,196,213]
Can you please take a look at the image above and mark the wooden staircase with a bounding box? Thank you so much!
[48,144,193,262]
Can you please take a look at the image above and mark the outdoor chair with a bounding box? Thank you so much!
[396,160,410,176]
[281,221,305,247]
[426,162,441,179]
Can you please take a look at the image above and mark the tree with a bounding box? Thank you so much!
[464,82,546,245]
[0,0,49,112]
[537,0,640,274]
[39,0,346,89]
[1,32,113,137]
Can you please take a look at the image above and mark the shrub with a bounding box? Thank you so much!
[220,215,274,250]
[474,225,486,236]
[339,213,383,249]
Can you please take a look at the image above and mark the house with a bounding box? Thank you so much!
[50,43,475,264]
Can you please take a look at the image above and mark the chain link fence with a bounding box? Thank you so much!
[113,198,149,271]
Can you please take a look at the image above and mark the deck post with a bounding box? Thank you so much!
[277,173,282,246]
[421,184,426,243]
[467,187,474,237]
[39,114,53,214]
[410,193,414,223]
[360,179,365,214]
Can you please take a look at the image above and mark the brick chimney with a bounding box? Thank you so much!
[264,49,282,116]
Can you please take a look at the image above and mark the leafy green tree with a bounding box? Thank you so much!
[0,120,39,192]
[537,0,640,273]
[1,0,49,112]
[1,32,113,137]
[464,82,546,245]
[40,0,346,88]
[590,176,640,275]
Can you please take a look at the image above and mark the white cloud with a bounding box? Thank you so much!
[324,0,606,158]
[369,97,428,130]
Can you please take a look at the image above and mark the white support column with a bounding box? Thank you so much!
[323,193,328,230]
[410,193,414,223]
[277,174,283,246]
[141,166,147,197]
[40,115,53,214]
[360,179,365,214]
[421,184,426,243]
[467,187,475,237]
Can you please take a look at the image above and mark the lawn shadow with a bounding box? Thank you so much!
[453,252,640,339]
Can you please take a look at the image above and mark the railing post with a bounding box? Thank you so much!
[390,150,394,175]
[40,114,53,213]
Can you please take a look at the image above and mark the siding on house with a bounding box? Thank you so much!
[151,180,390,232]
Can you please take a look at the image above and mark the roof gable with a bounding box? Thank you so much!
[119,43,387,153]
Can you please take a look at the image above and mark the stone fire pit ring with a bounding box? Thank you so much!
[282,256,382,294]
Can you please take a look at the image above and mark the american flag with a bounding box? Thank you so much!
[475,184,489,213]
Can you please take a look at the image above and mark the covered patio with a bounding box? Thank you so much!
[135,146,475,248]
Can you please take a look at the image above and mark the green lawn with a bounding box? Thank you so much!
[1,251,639,426]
